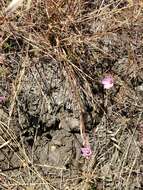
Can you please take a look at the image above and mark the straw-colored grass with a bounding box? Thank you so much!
[0,0,143,189]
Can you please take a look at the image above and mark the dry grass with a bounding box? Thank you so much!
[0,0,143,189]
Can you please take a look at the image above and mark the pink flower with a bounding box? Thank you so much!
[0,96,5,103]
[81,145,92,159]
[101,76,114,89]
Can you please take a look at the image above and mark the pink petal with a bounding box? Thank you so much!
[101,76,114,89]
[104,83,113,89]
[0,96,5,103]
[81,146,92,159]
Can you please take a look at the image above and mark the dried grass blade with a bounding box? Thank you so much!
[5,0,24,13]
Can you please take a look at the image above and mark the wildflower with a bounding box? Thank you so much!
[81,145,92,159]
[101,75,114,89]
[0,96,5,103]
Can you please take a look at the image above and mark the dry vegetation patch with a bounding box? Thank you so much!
[0,0,143,189]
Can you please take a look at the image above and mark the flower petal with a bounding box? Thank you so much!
[81,146,92,159]
[101,76,114,89]
[0,96,5,103]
